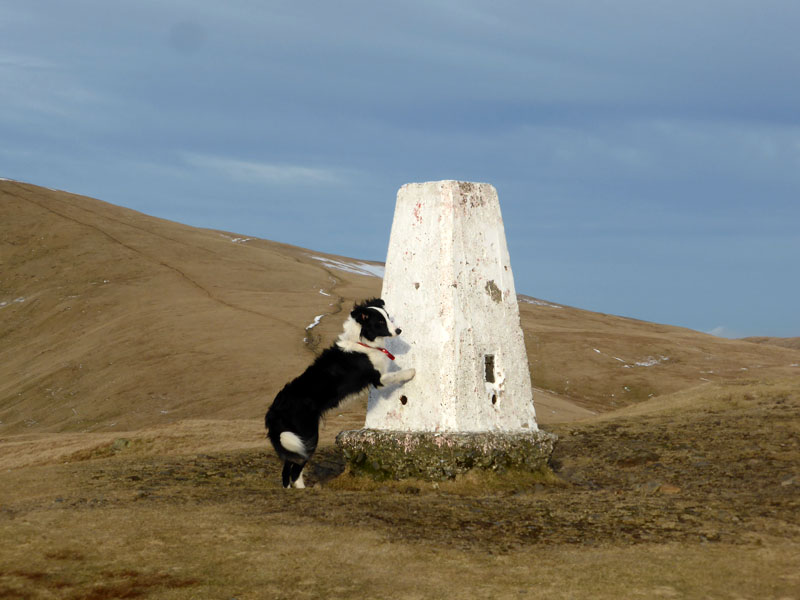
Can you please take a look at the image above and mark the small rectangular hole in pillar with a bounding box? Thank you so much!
[484,354,496,383]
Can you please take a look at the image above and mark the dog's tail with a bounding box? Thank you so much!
[279,431,309,459]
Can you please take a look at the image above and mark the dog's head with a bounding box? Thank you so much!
[351,298,401,342]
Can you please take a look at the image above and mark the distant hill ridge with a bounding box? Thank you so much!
[742,337,800,350]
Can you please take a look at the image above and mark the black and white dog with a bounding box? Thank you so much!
[265,298,415,488]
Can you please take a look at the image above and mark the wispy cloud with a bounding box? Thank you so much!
[0,52,109,122]
[0,53,56,70]
[181,153,353,186]
[708,326,740,339]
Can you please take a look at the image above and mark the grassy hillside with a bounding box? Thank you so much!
[521,299,799,413]
[3,180,797,434]
[0,180,381,433]
[742,336,800,350]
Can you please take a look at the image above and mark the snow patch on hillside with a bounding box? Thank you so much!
[311,256,385,278]
[519,296,562,309]
[0,297,26,309]
[593,347,670,368]
[219,234,251,244]
[305,315,324,331]
[633,356,670,367]
[303,314,325,344]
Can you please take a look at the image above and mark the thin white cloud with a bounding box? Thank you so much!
[181,153,353,186]
[708,326,740,339]
[0,53,56,70]
[0,52,109,122]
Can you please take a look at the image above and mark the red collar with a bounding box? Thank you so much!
[356,342,395,360]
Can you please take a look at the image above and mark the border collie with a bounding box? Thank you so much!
[265,298,415,488]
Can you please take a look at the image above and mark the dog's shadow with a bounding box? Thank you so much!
[386,337,411,362]
[308,445,347,485]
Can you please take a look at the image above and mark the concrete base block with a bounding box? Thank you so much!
[336,428,558,481]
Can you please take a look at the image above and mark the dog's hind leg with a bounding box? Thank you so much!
[281,461,293,489]
[281,460,307,489]
[290,461,307,489]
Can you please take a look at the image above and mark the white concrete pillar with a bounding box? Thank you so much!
[367,180,539,433]
[337,181,555,480]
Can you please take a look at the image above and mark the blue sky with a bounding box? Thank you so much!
[2,1,799,337]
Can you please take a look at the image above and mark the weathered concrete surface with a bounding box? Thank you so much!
[340,181,556,480]
[336,429,557,481]
[366,181,538,432]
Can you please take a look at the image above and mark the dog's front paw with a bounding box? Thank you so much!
[380,368,417,387]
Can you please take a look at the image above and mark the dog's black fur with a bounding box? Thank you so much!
[265,298,415,488]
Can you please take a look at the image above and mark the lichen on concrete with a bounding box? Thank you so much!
[336,428,558,481]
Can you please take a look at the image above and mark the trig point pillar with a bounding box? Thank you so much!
[336,181,556,480]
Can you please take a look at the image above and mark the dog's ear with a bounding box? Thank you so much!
[364,297,385,308]
[351,306,370,323]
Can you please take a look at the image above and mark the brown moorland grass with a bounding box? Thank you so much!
[743,337,800,351]
[3,180,798,435]
[2,180,799,598]
[1,376,798,599]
